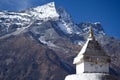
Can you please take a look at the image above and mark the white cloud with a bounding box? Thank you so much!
[0,0,29,11]
[0,0,50,11]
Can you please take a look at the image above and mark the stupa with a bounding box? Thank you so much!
[65,27,117,80]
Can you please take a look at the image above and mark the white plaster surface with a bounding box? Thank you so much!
[76,63,84,74]
[65,73,116,80]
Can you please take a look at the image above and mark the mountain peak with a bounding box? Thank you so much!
[94,22,101,25]
[33,2,55,11]
[57,7,72,21]
[79,22,105,37]
[27,2,59,20]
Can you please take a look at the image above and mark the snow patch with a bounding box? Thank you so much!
[39,37,58,47]
[0,22,33,39]
[1,15,30,21]
[94,22,101,25]
[28,2,59,20]
[57,22,73,34]
[0,12,5,15]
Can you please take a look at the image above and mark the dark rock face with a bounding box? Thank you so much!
[0,34,79,80]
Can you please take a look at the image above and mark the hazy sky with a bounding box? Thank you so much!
[0,0,120,39]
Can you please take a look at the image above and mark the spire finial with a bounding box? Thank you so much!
[88,26,94,40]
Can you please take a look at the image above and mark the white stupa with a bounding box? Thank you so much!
[65,27,117,80]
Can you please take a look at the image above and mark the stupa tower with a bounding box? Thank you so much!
[65,27,117,80]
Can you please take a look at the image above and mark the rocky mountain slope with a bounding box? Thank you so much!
[0,2,120,80]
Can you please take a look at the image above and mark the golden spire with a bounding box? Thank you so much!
[88,26,94,40]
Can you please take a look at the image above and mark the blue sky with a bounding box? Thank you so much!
[0,0,120,39]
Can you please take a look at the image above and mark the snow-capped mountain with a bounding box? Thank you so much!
[0,1,119,56]
[0,2,59,37]
[0,2,106,45]
[0,2,120,80]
